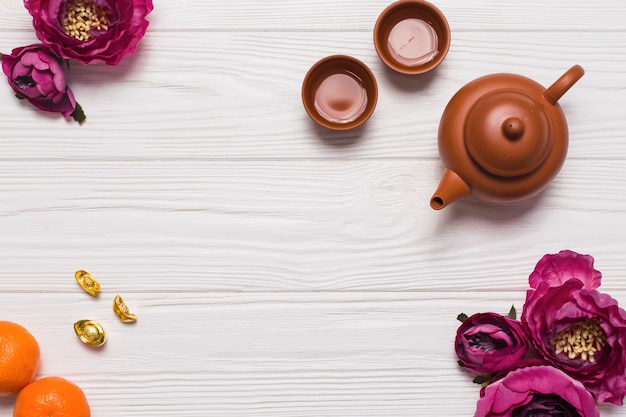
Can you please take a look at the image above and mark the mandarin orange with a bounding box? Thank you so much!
[13,376,90,417]
[0,321,40,396]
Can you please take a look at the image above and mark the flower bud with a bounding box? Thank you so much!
[455,312,531,375]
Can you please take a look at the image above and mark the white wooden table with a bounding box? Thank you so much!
[1,0,626,415]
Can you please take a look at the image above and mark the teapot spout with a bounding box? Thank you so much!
[543,65,585,105]
[430,169,472,210]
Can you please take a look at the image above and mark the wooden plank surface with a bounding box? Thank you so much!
[0,159,625,293]
[1,0,626,416]
[1,1,626,31]
[0,292,558,416]
[0,30,623,159]
[1,291,624,416]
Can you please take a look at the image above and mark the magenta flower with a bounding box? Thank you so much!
[456,313,532,375]
[529,249,602,290]
[1,44,84,122]
[475,366,599,417]
[522,250,626,405]
[24,0,154,65]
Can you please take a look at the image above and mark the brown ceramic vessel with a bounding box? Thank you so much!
[302,55,378,130]
[430,65,585,210]
[374,0,450,75]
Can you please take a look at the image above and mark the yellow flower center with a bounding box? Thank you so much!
[62,0,112,42]
[550,318,606,363]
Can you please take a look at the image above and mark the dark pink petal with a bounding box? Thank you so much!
[18,51,42,67]
[3,43,77,119]
[489,382,529,414]
[2,54,17,79]
[46,58,66,91]
[24,0,153,64]
[11,61,31,78]
[456,313,531,375]
[36,49,53,64]
[522,280,626,405]
[32,68,55,95]
[64,86,76,113]
[529,250,601,290]
[50,90,65,104]
[44,0,64,27]
[475,367,599,417]
[503,366,571,394]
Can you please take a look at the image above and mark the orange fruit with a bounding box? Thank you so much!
[0,321,40,396]
[13,376,90,417]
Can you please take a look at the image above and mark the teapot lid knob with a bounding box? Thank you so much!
[502,117,524,139]
[465,90,553,178]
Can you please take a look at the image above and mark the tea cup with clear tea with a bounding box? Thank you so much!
[374,0,450,75]
[302,55,378,130]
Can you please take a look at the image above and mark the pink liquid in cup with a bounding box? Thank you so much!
[387,18,439,67]
[313,72,368,124]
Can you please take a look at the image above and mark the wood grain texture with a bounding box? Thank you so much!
[1,0,626,31]
[1,0,626,416]
[0,30,624,160]
[2,291,625,417]
[0,159,624,293]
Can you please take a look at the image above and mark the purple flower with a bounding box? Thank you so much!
[1,44,82,121]
[456,313,532,375]
[522,251,626,405]
[475,366,599,417]
[24,0,154,65]
[529,249,601,290]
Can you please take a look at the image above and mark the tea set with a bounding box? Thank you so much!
[301,0,584,210]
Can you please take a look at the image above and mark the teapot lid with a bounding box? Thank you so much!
[464,89,553,177]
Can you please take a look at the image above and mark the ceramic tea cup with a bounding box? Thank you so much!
[302,55,378,130]
[374,0,450,75]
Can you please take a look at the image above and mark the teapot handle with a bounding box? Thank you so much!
[543,65,585,105]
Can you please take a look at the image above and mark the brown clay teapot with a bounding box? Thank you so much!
[430,65,584,210]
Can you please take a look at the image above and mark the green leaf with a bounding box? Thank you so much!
[457,360,465,368]
[473,374,494,385]
[15,94,25,100]
[457,313,469,323]
[507,305,517,320]
[71,102,86,125]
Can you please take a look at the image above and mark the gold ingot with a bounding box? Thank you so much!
[113,295,137,322]
[74,320,106,347]
[75,270,100,296]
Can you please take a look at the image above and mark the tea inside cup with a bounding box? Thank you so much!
[374,0,450,75]
[302,55,378,130]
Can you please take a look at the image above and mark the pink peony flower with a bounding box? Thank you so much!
[24,0,154,65]
[522,251,626,405]
[456,313,532,375]
[475,366,599,417]
[529,249,601,290]
[1,44,83,121]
